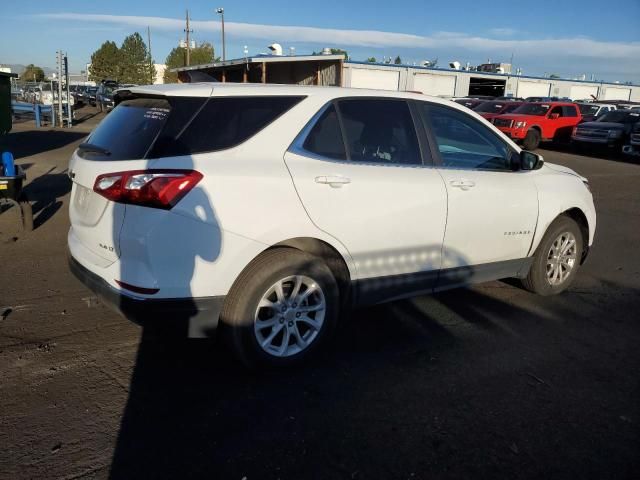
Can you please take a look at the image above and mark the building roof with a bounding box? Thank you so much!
[0,71,18,78]
[171,54,345,72]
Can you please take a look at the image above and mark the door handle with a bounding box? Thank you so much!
[449,180,476,191]
[315,176,351,188]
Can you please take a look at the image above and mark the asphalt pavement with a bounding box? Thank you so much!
[1,109,639,479]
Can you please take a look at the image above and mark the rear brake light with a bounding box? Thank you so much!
[93,170,203,209]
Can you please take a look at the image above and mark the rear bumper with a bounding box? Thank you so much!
[68,253,225,337]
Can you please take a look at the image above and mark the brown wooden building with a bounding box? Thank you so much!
[173,54,345,86]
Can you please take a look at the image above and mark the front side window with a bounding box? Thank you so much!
[562,106,578,117]
[423,104,512,170]
[337,99,421,165]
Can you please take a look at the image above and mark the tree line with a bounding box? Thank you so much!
[90,32,218,84]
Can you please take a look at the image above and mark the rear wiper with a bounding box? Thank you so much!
[78,143,111,156]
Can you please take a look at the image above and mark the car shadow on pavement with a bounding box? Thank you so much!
[22,170,71,229]
[0,130,87,159]
[107,277,640,480]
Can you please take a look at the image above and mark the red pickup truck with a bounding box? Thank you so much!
[492,102,582,150]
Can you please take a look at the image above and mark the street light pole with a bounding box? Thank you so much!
[216,7,226,61]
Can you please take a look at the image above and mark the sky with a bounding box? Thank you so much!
[1,0,639,83]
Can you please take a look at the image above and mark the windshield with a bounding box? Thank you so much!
[578,104,600,116]
[475,102,508,113]
[511,103,551,116]
[597,111,640,124]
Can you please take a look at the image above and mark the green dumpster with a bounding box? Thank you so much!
[0,71,17,136]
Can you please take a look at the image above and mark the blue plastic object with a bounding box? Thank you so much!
[2,151,16,177]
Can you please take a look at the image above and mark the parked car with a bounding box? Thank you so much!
[622,122,640,157]
[572,109,640,153]
[474,101,523,121]
[67,84,596,367]
[70,85,88,107]
[86,87,98,106]
[96,80,118,112]
[575,102,617,122]
[493,102,582,150]
[454,98,485,109]
[525,96,572,103]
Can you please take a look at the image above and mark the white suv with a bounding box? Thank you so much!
[68,83,596,367]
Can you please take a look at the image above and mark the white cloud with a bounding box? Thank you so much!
[37,13,640,62]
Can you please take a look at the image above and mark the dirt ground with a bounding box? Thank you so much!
[1,108,639,479]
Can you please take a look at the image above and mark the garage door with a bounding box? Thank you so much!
[604,87,631,101]
[517,80,551,98]
[570,85,599,100]
[413,73,456,97]
[350,68,399,91]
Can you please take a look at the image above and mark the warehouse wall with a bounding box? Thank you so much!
[343,62,639,101]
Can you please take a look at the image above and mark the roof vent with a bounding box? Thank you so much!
[268,43,283,56]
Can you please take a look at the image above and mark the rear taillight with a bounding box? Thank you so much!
[93,170,203,210]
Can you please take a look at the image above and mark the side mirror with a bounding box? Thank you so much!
[520,151,544,170]
[550,113,560,119]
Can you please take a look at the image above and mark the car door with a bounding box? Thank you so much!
[418,102,539,289]
[284,98,448,304]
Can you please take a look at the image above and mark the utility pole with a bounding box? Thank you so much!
[216,7,226,61]
[64,53,72,126]
[147,26,154,84]
[184,10,193,66]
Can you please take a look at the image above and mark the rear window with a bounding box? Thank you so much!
[81,95,304,160]
[159,96,304,157]
[81,98,171,160]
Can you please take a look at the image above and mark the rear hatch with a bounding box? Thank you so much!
[68,95,199,265]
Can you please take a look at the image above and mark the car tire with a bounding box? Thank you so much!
[521,215,583,296]
[522,129,541,150]
[220,248,340,369]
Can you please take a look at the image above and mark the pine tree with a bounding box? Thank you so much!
[119,33,155,85]
[89,41,121,82]
[163,43,216,83]
[394,56,402,65]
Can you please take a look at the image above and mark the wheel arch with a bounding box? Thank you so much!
[268,237,352,304]
[530,207,591,263]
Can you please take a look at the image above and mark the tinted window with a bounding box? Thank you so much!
[562,106,578,117]
[338,99,421,165]
[169,96,304,155]
[423,104,511,170]
[475,102,507,113]
[82,98,171,160]
[598,110,640,124]
[578,104,599,115]
[303,104,346,160]
[549,106,563,117]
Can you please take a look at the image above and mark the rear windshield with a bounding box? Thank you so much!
[80,95,304,161]
[511,103,551,116]
[475,102,507,113]
[82,98,171,160]
[578,104,600,116]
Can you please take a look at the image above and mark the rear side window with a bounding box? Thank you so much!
[562,106,578,117]
[82,98,171,160]
[162,96,304,156]
[302,105,346,160]
[338,99,421,165]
